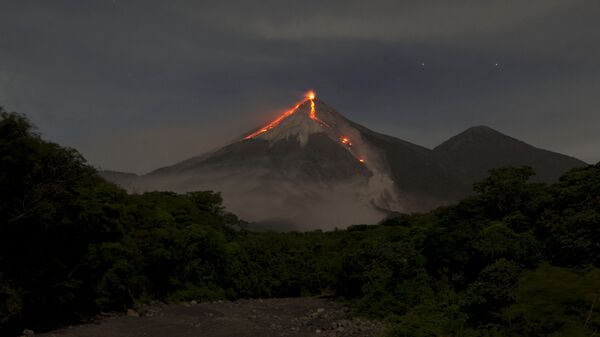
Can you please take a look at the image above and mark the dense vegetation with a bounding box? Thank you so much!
[1,109,598,336]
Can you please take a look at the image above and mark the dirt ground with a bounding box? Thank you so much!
[36,297,384,337]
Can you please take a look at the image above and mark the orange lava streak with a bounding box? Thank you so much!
[244,90,327,140]
[341,137,363,163]
[307,91,328,126]
[243,102,301,139]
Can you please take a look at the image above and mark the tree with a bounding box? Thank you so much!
[505,265,600,336]
[473,166,542,218]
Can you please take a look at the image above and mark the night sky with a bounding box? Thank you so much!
[1,0,599,173]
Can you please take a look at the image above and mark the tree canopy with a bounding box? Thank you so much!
[1,109,598,336]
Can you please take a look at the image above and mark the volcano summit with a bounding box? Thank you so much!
[104,92,586,230]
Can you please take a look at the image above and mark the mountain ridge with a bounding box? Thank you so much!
[101,94,587,228]
[433,124,586,183]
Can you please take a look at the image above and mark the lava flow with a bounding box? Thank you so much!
[244,90,326,140]
[307,91,328,126]
[342,137,364,164]
[243,102,301,139]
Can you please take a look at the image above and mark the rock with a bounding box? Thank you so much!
[190,300,198,305]
[22,329,35,336]
[36,297,384,337]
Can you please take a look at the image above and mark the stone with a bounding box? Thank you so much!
[127,309,140,317]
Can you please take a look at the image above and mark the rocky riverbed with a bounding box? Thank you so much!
[35,297,384,337]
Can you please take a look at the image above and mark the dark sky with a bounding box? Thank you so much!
[1,0,599,173]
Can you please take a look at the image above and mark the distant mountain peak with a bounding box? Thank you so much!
[464,125,499,133]
[434,124,586,182]
[434,125,525,152]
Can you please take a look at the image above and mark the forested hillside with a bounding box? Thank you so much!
[1,110,598,336]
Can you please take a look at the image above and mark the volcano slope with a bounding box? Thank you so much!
[106,93,586,229]
[131,95,422,230]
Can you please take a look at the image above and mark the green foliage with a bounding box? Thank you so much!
[1,110,599,337]
[0,274,22,326]
[540,165,600,267]
[505,265,600,336]
[336,235,428,318]
[463,259,521,323]
[473,166,542,217]
[387,286,470,337]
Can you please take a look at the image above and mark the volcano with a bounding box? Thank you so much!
[105,92,587,230]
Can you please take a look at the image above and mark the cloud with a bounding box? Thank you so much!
[169,0,577,41]
[0,0,598,172]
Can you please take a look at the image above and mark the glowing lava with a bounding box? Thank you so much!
[243,102,302,139]
[341,137,363,163]
[307,91,328,126]
[244,90,326,140]
[243,91,367,166]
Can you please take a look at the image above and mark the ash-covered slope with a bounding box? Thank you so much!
[346,121,468,210]
[433,126,587,183]
[150,99,371,184]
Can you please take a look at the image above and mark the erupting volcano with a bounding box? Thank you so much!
[122,90,400,229]
[244,91,327,140]
[106,91,586,230]
[242,91,366,165]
